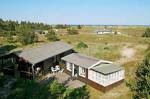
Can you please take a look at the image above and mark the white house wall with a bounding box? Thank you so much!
[88,69,125,86]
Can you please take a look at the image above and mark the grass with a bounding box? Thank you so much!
[87,82,132,99]
[75,43,122,61]
[59,33,150,44]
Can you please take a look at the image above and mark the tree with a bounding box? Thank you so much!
[46,30,59,41]
[55,24,70,29]
[142,28,150,37]
[114,30,118,35]
[77,42,88,49]
[49,80,66,98]
[19,32,38,45]
[67,28,79,35]
[127,51,150,99]
[77,25,82,29]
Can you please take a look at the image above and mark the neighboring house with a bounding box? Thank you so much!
[96,29,122,35]
[1,41,125,92]
[35,30,49,35]
[96,29,114,35]
[61,53,125,92]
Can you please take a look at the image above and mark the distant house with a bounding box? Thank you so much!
[1,41,125,92]
[35,30,49,35]
[96,29,114,34]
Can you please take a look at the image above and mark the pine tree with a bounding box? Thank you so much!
[127,51,150,99]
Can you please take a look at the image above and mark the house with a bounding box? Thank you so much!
[1,41,74,79]
[96,29,114,35]
[1,41,125,92]
[61,53,125,92]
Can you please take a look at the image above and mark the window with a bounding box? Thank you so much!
[66,62,72,71]
[79,67,86,77]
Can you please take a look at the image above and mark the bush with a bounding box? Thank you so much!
[7,78,89,99]
[142,28,150,37]
[19,32,38,45]
[49,80,66,98]
[46,30,59,41]
[67,28,79,35]
[64,86,89,99]
[77,25,82,29]
[114,30,118,35]
[77,42,88,49]
[7,78,50,99]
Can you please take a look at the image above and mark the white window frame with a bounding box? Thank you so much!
[79,67,86,77]
[66,62,72,71]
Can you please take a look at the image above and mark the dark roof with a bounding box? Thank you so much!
[15,41,73,64]
[61,53,99,69]
[91,63,124,74]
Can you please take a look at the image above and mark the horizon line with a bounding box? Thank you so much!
[1,18,150,26]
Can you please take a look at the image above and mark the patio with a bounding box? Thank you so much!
[39,72,85,89]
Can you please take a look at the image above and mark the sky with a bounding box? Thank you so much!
[0,0,150,25]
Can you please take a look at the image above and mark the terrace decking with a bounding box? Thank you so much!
[39,72,85,89]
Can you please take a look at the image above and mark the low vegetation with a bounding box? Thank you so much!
[19,32,38,45]
[77,42,88,49]
[46,29,59,41]
[142,28,150,37]
[67,28,79,35]
[6,78,89,99]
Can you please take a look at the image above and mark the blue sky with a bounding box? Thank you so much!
[0,0,150,25]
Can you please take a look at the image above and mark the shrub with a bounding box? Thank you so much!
[19,32,38,45]
[114,30,118,35]
[7,78,89,99]
[7,78,50,99]
[77,25,82,29]
[46,30,59,41]
[77,42,88,49]
[49,80,66,98]
[64,86,89,99]
[67,28,79,35]
[142,28,150,37]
